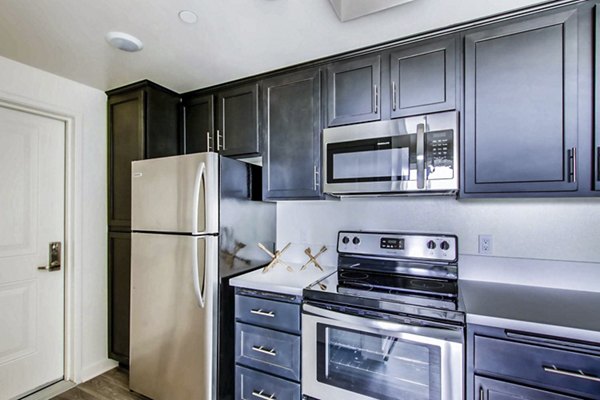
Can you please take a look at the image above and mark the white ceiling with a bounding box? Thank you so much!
[0,0,552,93]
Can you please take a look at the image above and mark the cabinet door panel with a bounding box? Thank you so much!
[327,55,381,126]
[391,36,457,118]
[475,376,580,400]
[108,91,144,229]
[108,231,131,365]
[184,94,214,154]
[145,86,180,159]
[263,68,322,199]
[218,84,260,156]
[464,10,579,193]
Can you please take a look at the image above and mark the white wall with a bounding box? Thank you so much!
[0,55,113,382]
[277,197,600,290]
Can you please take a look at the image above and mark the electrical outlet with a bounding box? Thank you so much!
[478,234,493,255]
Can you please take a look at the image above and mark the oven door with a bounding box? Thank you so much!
[302,303,463,400]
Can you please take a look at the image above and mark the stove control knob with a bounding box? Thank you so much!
[440,241,450,251]
[427,240,436,250]
[352,237,361,245]
[342,236,350,244]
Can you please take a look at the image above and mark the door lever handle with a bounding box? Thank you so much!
[38,242,62,271]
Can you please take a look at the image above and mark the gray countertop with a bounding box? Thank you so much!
[461,280,600,342]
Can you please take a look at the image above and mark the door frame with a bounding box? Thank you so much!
[0,94,84,387]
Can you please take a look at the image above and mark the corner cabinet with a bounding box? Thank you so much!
[463,7,589,195]
[262,68,322,200]
[326,54,381,126]
[389,35,458,118]
[468,324,600,400]
[107,80,180,364]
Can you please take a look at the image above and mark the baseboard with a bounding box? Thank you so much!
[20,381,76,400]
[80,358,118,383]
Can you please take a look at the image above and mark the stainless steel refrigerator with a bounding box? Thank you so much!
[129,153,275,400]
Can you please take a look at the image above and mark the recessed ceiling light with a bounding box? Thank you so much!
[178,10,198,24]
[105,31,143,52]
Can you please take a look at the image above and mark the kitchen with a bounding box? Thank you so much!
[0,0,600,398]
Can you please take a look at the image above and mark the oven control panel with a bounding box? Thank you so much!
[338,231,457,262]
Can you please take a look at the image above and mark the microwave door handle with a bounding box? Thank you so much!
[416,123,425,189]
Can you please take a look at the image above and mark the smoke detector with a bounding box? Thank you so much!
[105,31,144,52]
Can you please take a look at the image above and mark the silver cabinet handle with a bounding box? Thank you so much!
[206,131,212,152]
[568,147,577,183]
[251,345,277,356]
[250,309,275,318]
[374,84,379,114]
[392,81,397,111]
[479,386,484,400]
[313,165,320,190]
[252,390,276,400]
[416,123,426,189]
[543,365,600,382]
[217,129,223,151]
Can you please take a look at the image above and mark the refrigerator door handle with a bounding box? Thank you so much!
[192,162,206,234]
[192,238,206,308]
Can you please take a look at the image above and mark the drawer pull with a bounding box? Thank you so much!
[252,390,277,400]
[250,308,275,318]
[543,365,600,382]
[252,345,277,356]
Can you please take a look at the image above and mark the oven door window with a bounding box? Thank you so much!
[327,136,415,183]
[316,323,441,400]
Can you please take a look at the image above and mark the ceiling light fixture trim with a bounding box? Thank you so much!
[178,10,198,24]
[105,31,144,52]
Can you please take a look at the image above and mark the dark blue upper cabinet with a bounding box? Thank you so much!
[463,9,582,195]
[326,54,381,127]
[262,68,322,200]
[390,35,458,118]
[183,94,214,154]
[217,83,260,157]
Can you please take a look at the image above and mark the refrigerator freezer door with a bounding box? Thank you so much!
[131,152,219,234]
[130,232,218,400]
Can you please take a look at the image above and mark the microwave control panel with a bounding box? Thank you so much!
[426,129,454,180]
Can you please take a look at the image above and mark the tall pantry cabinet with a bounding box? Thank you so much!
[106,80,180,364]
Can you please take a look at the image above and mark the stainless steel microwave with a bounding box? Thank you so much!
[322,111,458,196]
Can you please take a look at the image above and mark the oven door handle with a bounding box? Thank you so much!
[303,303,463,342]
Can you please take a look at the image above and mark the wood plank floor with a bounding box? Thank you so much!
[51,368,146,400]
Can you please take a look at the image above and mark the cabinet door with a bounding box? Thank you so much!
[108,231,131,365]
[262,68,322,200]
[326,54,381,126]
[184,94,214,153]
[475,376,580,400]
[145,86,180,159]
[217,83,260,156]
[464,10,579,194]
[108,90,144,229]
[390,35,457,118]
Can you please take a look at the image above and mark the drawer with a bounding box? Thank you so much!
[235,295,300,334]
[475,375,581,400]
[235,322,301,381]
[475,335,600,399]
[235,365,301,400]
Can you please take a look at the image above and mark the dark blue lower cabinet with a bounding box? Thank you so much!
[475,376,581,400]
[236,366,301,400]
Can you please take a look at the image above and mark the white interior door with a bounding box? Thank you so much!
[0,105,65,399]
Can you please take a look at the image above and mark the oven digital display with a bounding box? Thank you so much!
[380,237,404,250]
